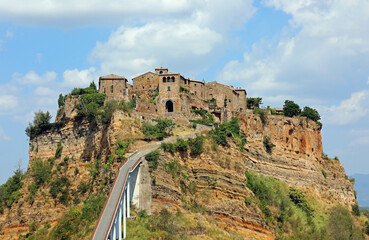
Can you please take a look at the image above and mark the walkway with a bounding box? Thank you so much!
[90,132,199,240]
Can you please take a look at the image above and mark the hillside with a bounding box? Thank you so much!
[0,91,367,239]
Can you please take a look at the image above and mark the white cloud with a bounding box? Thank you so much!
[13,71,57,85]
[351,136,369,145]
[321,90,369,125]
[0,127,10,142]
[90,22,222,79]
[0,95,18,114]
[34,87,55,96]
[217,0,369,108]
[63,67,97,87]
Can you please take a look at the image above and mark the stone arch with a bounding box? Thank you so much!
[171,76,175,82]
[163,77,167,83]
[159,70,163,74]
[165,100,174,113]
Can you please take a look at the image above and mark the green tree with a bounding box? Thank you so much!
[283,100,301,117]
[25,111,52,137]
[247,97,262,109]
[58,94,65,108]
[300,106,321,122]
[89,81,97,90]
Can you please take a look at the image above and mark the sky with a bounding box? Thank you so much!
[0,0,368,199]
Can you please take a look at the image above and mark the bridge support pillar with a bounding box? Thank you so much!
[119,201,122,240]
[127,177,130,218]
[123,189,127,239]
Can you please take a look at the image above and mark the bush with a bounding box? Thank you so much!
[322,169,327,178]
[50,194,106,239]
[143,119,175,140]
[30,158,52,186]
[165,160,181,178]
[283,100,301,117]
[188,136,204,156]
[25,111,65,139]
[175,138,189,152]
[179,86,190,94]
[326,205,364,240]
[161,142,176,154]
[0,168,25,212]
[100,100,118,124]
[145,150,160,172]
[210,117,246,149]
[58,94,65,108]
[301,106,321,122]
[76,93,106,122]
[114,139,132,162]
[352,204,360,216]
[263,136,274,154]
[49,176,71,205]
[247,97,262,109]
[253,108,267,125]
[55,142,63,159]
[289,187,314,216]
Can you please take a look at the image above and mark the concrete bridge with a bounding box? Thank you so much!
[90,132,202,240]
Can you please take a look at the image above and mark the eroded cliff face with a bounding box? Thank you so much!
[239,113,355,206]
[0,111,145,239]
[0,110,356,239]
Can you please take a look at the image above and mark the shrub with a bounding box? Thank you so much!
[253,108,267,125]
[143,119,175,140]
[161,142,176,154]
[58,94,65,108]
[175,138,189,152]
[100,100,118,124]
[76,93,106,122]
[30,158,52,186]
[263,136,274,154]
[301,106,321,122]
[145,150,160,172]
[25,111,65,139]
[114,139,132,161]
[352,204,360,216]
[283,100,301,117]
[165,160,181,178]
[289,187,314,216]
[326,205,364,240]
[210,117,246,148]
[49,176,70,205]
[55,142,63,158]
[188,135,205,156]
[0,168,25,212]
[191,109,208,117]
[322,169,327,178]
[247,97,262,109]
[179,86,190,94]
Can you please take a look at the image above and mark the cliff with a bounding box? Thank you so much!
[0,106,358,239]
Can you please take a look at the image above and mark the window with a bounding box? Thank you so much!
[147,106,150,110]
[111,85,113,93]
[102,80,104,83]
[195,91,197,95]
[119,79,121,82]
[159,70,163,74]
[229,99,231,102]
[194,84,197,87]
[142,86,144,89]
[123,89,126,95]
[168,86,171,91]
[172,77,175,82]
[163,77,167,83]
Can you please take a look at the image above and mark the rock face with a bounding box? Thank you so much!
[0,111,357,239]
[239,113,355,206]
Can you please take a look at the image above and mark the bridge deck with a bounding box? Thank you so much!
[91,132,199,240]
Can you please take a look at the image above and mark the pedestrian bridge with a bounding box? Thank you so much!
[90,132,200,240]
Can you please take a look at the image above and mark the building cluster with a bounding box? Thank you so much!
[99,67,247,121]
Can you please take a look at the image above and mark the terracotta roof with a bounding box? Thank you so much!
[100,74,126,80]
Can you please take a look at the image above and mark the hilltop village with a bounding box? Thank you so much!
[99,67,247,122]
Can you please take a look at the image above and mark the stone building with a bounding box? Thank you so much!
[99,74,130,101]
[98,68,247,122]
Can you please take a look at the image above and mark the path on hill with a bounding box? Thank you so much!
[91,131,201,240]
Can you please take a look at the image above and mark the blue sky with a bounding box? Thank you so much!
[0,0,369,199]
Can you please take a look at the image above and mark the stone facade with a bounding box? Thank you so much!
[99,74,130,102]
[99,68,247,122]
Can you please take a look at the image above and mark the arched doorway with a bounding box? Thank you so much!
[165,100,174,113]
